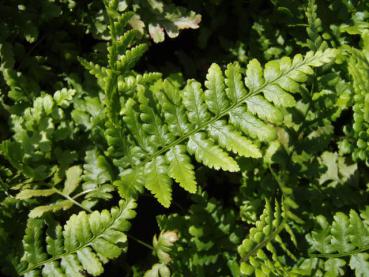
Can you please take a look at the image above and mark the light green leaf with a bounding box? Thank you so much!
[21,199,136,276]
[229,106,276,141]
[117,43,148,73]
[187,133,239,172]
[144,263,170,277]
[349,210,369,247]
[205,63,229,114]
[182,80,210,125]
[83,149,112,188]
[262,84,296,107]
[225,62,247,103]
[76,247,104,276]
[29,200,73,218]
[350,253,369,277]
[245,59,264,91]
[63,165,82,195]
[331,212,355,253]
[208,120,261,158]
[264,60,281,82]
[114,168,145,199]
[145,156,172,208]
[54,88,76,108]
[16,189,56,200]
[166,145,196,193]
[245,95,283,124]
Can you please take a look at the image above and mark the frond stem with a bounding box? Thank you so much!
[53,188,92,213]
[127,234,154,250]
[309,244,369,258]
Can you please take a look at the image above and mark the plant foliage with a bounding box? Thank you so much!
[1,0,369,276]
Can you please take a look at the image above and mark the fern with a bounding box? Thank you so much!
[305,0,325,51]
[78,1,339,208]
[106,49,335,207]
[19,198,136,276]
[340,41,369,162]
[305,208,369,276]
[238,199,299,276]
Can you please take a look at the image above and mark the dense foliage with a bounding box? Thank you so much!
[1,0,369,276]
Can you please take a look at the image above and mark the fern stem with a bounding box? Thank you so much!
[72,188,97,200]
[127,234,154,250]
[309,244,369,259]
[53,189,92,213]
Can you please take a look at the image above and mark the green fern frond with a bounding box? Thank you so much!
[80,0,337,208]
[339,44,369,162]
[306,208,369,276]
[238,199,297,276]
[79,8,148,125]
[305,0,326,51]
[19,199,136,276]
[110,49,336,207]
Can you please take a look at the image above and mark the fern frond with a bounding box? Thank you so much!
[79,8,148,125]
[306,208,369,276]
[305,0,325,51]
[111,49,336,207]
[237,199,297,276]
[19,199,136,276]
[340,46,369,162]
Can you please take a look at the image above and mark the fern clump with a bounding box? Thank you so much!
[1,0,369,276]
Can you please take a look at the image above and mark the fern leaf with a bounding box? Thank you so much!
[330,213,355,253]
[262,84,296,107]
[187,133,239,172]
[349,210,369,247]
[245,59,263,91]
[183,80,210,125]
[208,120,261,158]
[137,87,173,147]
[305,0,324,51]
[115,29,141,54]
[144,157,172,208]
[205,63,229,114]
[20,199,136,276]
[350,254,369,277]
[78,58,108,81]
[113,11,135,32]
[225,62,247,103]
[114,168,145,199]
[62,165,82,195]
[116,43,148,73]
[123,98,152,152]
[229,107,276,142]
[245,95,283,124]
[154,80,191,136]
[166,145,196,193]
[29,200,73,218]
[83,149,112,188]
[16,189,56,200]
